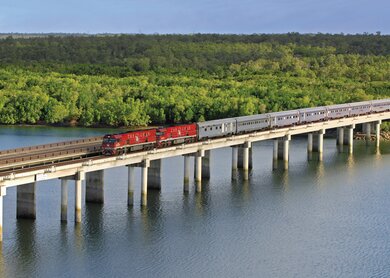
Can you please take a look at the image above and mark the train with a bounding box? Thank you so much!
[102,99,390,155]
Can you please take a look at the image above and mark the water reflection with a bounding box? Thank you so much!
[195,180,210,217]
[84,203,104,252]
[272,169,289,192]
[140,190,163,243]
[15,220,38,277]
[231,176,251,204]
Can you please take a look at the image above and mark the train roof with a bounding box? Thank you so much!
[298,107,326,113]
[327,103,351,109]
[236,114,269,122]
[268,110,299,117]
[372,99,390,104]
[348,101,372,107]
[197,117,237,126]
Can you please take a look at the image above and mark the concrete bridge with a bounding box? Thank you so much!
[0,111,388,241]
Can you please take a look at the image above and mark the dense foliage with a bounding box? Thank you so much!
[0,33,389,127]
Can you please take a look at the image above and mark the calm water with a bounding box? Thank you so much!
[1,126,390,278]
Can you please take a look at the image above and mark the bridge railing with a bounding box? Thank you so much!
[0,136,103,157]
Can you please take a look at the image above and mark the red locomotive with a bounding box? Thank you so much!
[102,124,197,155]
[102,129,156,155]
[156,124,197,147]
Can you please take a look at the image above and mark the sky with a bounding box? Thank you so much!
[1,0,389,34]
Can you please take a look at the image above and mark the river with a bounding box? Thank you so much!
[1,126,390,278]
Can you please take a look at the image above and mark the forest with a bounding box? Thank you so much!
[0,33,389,127]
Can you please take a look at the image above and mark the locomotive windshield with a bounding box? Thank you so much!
[103,138,118,144]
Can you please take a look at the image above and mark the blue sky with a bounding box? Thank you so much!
[1,0,389,34]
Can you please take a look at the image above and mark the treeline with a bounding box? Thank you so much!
[0,34,389,127]
[0,33,390,75]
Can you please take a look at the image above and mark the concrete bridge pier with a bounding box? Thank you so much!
[86,170,104,203]
[375,120,382,148]
[282,136,290,170]
[337,127,344,152]
[238,145,252,169]
[74,171,84,223]
[194,150,210,180]
[148,159,162,190]
[307,133,313,160]
[273,139,279,170]
[313,129,325,161]
[242,142,251,180]
[363,123,372,144]
[195,150,205,192]
[337,127,344,145]
[60,179,68,222]
[347,124,355,154]
[276,135,290,170]
[183,155,191,192]
[231,146,239,179]
[141,160,150,206]
[0,187,6,242]
[203,150,211,180]
[17,182,36,219]
[127,166,135,206]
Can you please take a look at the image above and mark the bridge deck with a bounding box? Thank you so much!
[0,112,387,187]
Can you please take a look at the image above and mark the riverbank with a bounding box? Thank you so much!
[354,132,390,141]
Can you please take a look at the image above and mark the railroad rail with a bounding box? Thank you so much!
[0,136,103,172]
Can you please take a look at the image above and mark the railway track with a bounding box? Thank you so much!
[0,154,105,177]
[0,136,103,173]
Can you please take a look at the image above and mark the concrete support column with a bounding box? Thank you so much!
[195,152,202,183]
[127,166,135,206]
[283,138,290,170]
[276,136,290,170]
[318,133,324,161]
[17,182,36,219]
[86,170,104,203]
[347,124,355,154]
[337,127,344,146]
[313,129,325,161]
[0,187,6,242]
[243,142,251,181]
[232,146,238,171]
[75,178,82,223]
[195,150,204,192]
[273,139,278,170]
[307,133,313,160]
[202,150,211,180]
[61,179,68,222]
[364,123,371,142]
[148,159,162,190]
[183,156,191,192]
[375,120,381,148]
[238,146,252,169]
[141,160,150,206]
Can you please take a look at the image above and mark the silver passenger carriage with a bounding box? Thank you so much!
[269,110,299,128]
[236,114,270,134]
[349,101,372,116]
[327,104,350,119]
[197,118,237,140]
[371,99,390,113]
[298,107,327,123]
